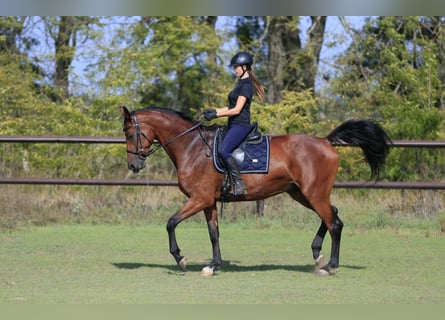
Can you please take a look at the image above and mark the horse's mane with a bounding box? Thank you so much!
[136,106,198,124]
[136,106,220,131]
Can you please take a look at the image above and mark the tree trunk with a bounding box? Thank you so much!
[265,17,284,104]
[264,17,326,101]
[300,16,327,92]
[54,16,76,101]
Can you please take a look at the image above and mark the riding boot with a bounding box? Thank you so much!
[223,156,247,196]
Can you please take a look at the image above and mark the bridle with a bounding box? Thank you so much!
[124,111,204,160]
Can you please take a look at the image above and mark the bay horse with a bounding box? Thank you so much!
[120,105,391,276]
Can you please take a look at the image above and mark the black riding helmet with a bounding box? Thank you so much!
[229,52,253,69]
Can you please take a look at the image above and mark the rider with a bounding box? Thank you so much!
[204,51,265,196]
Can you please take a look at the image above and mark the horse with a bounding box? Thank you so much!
[120,105,391,276]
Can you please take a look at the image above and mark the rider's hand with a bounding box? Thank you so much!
[204,109,217,121]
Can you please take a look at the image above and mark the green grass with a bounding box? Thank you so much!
[1,222,444,304]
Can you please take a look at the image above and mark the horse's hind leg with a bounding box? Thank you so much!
[327,205,343,271]
[312,203,343,275]
[311,205,338,261]
[311,220,328,262]
[311,206,342,275]
[287,185,342,275]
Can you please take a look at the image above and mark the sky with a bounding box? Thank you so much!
[312,16,367,90]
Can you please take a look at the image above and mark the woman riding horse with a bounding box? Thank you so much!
[204,51,266,197]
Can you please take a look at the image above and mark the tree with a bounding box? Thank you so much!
[0,17,43,122]
[329,16,445,181]
[42,16,101,101]
[234,16,327,103]
[0,16,28,54]
[331,17,443,131]
[92,16,228,113]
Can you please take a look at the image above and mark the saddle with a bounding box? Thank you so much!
[213,122,270,174]
[240,122,263,144]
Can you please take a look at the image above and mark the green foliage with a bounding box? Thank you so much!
[0,97,127,179]
[253,90,318,135]
[93,16,228,113]
[329,16,445,181]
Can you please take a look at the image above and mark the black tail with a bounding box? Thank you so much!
[326,119,392,179]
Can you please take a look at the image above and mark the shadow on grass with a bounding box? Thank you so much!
[111,261,365,274]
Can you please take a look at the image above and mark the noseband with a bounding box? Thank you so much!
[124,111,203,160]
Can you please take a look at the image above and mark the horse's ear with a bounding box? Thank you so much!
[120,105,131,121]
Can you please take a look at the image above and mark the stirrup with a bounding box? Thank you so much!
[220,176,247,198]
[232,181,247,196]
[220,175,231,201]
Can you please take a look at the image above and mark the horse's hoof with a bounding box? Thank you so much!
[314,255,325,268]
[324,266,337,275]
[314,267,331,277]
[178,257,187,271]
[200,266,214,276]
[314,263,337,277]
[314,255,336,276]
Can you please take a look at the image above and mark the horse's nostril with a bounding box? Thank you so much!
[128,164,139,173]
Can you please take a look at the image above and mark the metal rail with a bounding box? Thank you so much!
[1,136,445,147]
[0,178,177,186]
[0,178,444,189]
[0,136,444,189]
[0,136,125,144]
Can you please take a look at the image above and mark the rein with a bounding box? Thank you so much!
[125,111,204,160]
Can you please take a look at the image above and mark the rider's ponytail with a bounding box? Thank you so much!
[248,70,266,103]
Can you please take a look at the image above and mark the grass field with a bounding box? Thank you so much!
[1,222,444,304]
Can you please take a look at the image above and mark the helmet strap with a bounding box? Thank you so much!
[239,65,249,78]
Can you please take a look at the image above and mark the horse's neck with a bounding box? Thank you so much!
[154,118,195,144]
[151,115,202,166]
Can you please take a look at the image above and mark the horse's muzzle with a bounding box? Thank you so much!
[128,159,146,173]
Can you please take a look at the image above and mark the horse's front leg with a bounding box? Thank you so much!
[166,198,207,271]
[167,197,212,271]
[201,204,222,276]
[166,211,187,270]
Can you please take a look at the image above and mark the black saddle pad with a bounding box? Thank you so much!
[213,127,270,174]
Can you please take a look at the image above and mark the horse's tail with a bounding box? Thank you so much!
[326,119,392,179]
